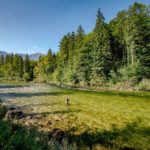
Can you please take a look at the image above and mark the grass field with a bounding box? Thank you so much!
[0,83,150,150]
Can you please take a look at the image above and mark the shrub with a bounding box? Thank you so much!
[138,79,150,91]
[0,105,7,119]
[118,64,146,84]
[23,73,31,82]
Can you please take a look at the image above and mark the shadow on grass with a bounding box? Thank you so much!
[65,119,150,150]
[0,116,149,150]
[0,91,73,98]
[19,102,61,109]
[0,85,29,89]
[0,119,52,150]
[73,89,150,100]
[1,84,149,100]
[26,109,81,117]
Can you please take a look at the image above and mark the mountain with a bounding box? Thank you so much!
[0,51,7,57]
[19,53,44,61]
[29,53,44,61]
[0,50,44,60]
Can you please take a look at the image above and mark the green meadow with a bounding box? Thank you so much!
[0,84,150,150]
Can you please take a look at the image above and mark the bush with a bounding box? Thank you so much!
[138,79,150,91]
[23,73,31,82]
[109,70,120,84]
[118,64,146,84]
[0,105,7,119]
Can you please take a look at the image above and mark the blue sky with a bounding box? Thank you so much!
[0,0,149,54]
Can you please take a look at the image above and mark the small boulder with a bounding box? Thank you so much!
[25,116,32,120]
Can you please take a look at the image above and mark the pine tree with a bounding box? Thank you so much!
[45,49,53,73]
[19,56,24,78]
[4,54,14,78]
[0,55,5,78]
[13,54,21,78]
[45,49,56,74]
[74,25,85,69]
[75,25,85,49]
[24,54,31,81]
[124,2,150,79]
[78,41,93,85]
[0,55,4,65]
[24,54,30,73]
[47,49,53,60]
[109,10,127,66]
[68,32,76,70]
[57,34,70,65]
[92,8,112,82]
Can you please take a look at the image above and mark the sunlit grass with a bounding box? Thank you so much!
[1,83,150,149]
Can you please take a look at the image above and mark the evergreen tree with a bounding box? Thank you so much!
[75,25,85,49]
[124,2,150,79]
[46,49,53,73]
[19,56,24,78]
[0,55,5,78]
[0,55,4,65]
[109,10,127,67]
[13,54,21,78]
[74,25,85,69]
[4,54,14,78]
[24,54,31,81]
[68,32,76,70]
[57,34,70,65]
[78,41,93,85]
[92,8,112,82]
[45,49,56,74]
[24,54,30,73]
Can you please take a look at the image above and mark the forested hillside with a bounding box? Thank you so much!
[0,2,149,89]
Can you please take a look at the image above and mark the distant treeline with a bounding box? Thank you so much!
[0,2,150,87]
[0,54,36,81]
